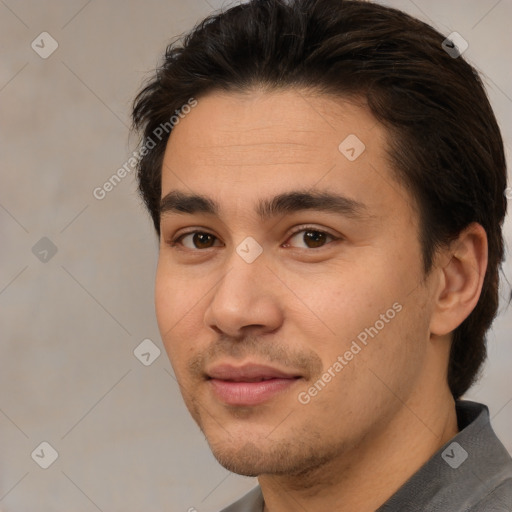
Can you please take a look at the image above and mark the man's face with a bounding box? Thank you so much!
[155,88,437,476]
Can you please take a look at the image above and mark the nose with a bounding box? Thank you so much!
[203,252,284,339]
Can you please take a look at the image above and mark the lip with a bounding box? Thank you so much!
[206,363,302,406]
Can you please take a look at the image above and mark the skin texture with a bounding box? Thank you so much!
[155,88,488,512]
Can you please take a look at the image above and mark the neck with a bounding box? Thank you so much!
[259,390,459,512]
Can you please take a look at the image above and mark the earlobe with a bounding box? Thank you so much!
[429,223,488,337]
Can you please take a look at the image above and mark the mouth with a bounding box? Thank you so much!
[206,363,303,406]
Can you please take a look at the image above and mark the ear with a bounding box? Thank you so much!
[429,223,488,337]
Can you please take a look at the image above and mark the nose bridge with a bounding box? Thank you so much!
[204,242,282,336]
[215,241,267,303]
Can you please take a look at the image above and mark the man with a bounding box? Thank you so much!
[132,0,512,510]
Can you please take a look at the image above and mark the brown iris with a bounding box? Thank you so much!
[303,230,327,248]
[193,232,215,249]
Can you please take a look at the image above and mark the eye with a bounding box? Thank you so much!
[172,231,223,250]
[284,227,338,249]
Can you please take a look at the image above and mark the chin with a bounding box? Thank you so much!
[206,434,337,478]
[209,440,288,476]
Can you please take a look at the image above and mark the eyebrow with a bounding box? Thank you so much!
[159,189,369,220]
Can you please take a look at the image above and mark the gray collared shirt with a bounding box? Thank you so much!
[219,401,512,511]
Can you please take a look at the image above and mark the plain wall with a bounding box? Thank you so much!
[1,0,511,510]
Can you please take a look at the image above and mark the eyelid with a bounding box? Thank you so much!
[169,228,223,248]
[283,224,341,248]
[167,224,341,250]
[286,224,339,238]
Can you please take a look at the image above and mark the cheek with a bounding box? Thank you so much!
[286,261,396,339]
[287,257,422,394]
[154,263,201,363]
[154,265,176,334]
[155,258,204,325]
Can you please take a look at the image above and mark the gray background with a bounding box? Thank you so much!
[0,0,511,511]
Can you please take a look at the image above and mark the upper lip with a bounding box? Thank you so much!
[206,363,302,382]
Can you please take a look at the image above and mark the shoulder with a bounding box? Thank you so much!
[434,400,512,511]
[378,400,512,511]
[467,478,512,511]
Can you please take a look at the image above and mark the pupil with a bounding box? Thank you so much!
[304,230,325,248]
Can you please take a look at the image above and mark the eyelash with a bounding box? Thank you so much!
[168,226,340,250]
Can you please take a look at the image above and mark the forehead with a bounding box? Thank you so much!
[165,88,381,160]
[160,88,413,221]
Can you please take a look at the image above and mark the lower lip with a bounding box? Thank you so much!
[209,378,299,406]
